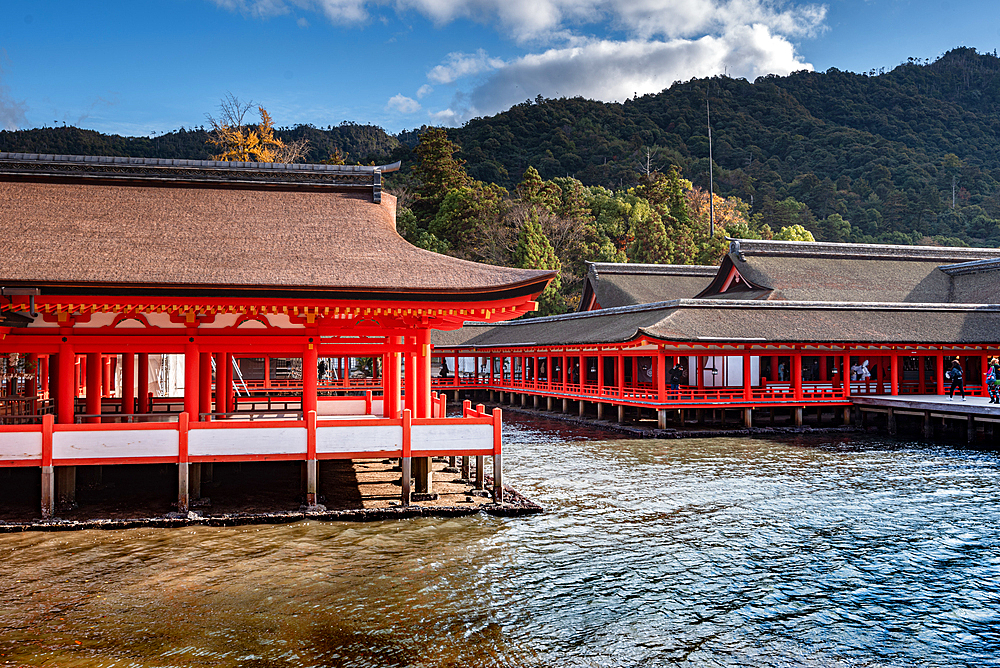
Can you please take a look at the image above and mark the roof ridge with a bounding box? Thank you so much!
[938,257,1000,276]
[727,238,1000,262]
[588,262,718,276]
[0,152,401,174]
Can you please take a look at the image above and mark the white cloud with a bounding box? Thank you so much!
[431,25,811,124]
[211,0,826,43]
[387,94,422,113]
[297,16,310,26]
[427,49,505,84]
[416,84,434,98]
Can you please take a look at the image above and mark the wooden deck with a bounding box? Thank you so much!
[852,393,1000,441]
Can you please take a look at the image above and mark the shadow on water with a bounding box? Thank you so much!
[0,412,998,667]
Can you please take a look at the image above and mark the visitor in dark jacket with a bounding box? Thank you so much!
[948,359,965,400]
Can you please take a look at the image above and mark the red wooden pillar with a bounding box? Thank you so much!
[213,353,224,416]
[770,356,778,382]
[842,353,851,398]
[818,355,828,382]
[86,352,101,423]
[75,355,83,398]
[122,353,135,416]
[102,355,112,398]
[890,352,899,396]
[58,343,75,424]
[616,352,624,398]
[26,354,38,398]
[263,357,271,389]
[792,353,803,401]
[417,329,431,418]
[224,352,234,414]
[303,340,318,417]
[184,343,199,420]
[983,353,990,394]
[138,353,150,413]
[656,349,666,401]
[198,352,212,419]
[936,353,945,396]
[387,346,402,418]
[696,356,704,390]
[40,355,50,399]
[743,351,752,401]
[918,354,926,394]
[597,352,604,396]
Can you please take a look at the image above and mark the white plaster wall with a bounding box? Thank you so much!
[316,425,402,454]
[53,430,178,460]
[0,432,43,461]
[188,427,307,457]
[411,423,492,452]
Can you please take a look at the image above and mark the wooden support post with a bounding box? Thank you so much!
[40,414,54,519]
[461,455,470,479]
[658,409,667,429]
[546,396,552,411]
[923,411,933,440]
[794,406,803,426]
[177,412,189,513]
[887,407,897,436]
[414,456,433,494]
[401,409,412,505]
[562,398,568,413]
[579,400,585,417]
[56,465,76,509]
[617,404,624,423]
[475,455,485,490]
[533,394,539,408]
[492,408,503,503]
[843,406,851,425]
[967,416,975,444]
[596,402,604,420]
[744,407,752,427]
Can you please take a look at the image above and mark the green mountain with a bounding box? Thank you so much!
[5,47,1000,246]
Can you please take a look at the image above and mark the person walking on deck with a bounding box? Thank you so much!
[988,358,1000,404]
[947,360,965,400]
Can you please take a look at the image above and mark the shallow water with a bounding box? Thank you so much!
[1,414,998,667]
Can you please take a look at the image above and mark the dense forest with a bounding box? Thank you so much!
[5,47,1000,312]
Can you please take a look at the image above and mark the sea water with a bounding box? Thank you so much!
[0,414,997,667]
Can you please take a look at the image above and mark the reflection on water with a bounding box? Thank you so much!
[1,414,998,667]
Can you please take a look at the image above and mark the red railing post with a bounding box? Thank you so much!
[492,407,503,503]
[40,413,54,519]
[401,409,411,506]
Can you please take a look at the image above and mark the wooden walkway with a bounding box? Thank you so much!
[852,394,1000,441]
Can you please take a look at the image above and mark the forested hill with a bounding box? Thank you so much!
[450,47,1000,247]
[4,47,1000,247]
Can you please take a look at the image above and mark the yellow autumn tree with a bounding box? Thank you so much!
[206,94,309,163]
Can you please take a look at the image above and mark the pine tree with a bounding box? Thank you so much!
[412,128,470,223]
[514,213,564,316]
[627,201,674,263]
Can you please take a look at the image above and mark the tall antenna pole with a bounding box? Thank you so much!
[707,95,715,238]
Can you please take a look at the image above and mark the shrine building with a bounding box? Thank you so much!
[0,152,554,518]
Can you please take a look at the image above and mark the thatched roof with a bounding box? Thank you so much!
[696,239,1000,303]
[579,262,717,310]
[434,299,1000,348]
[0,154,553,302]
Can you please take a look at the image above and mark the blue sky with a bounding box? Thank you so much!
[0,0,998,137]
